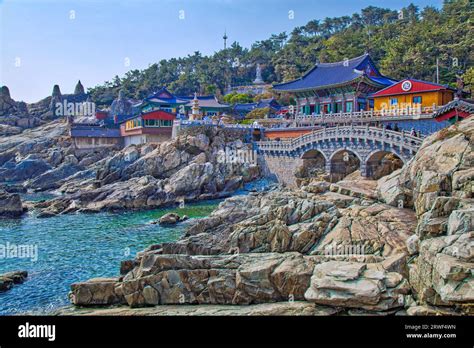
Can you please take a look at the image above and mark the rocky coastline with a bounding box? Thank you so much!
[65,118,474,316]
[0,122,260,218]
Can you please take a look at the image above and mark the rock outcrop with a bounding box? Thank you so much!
[35,127,260,216]
[0,271,28,292]
[69,117,473,316]
[377,118,474,313]
[304,260,409,311]
[157,213,188,225]
[70,182,415,314]
[0,190,24,217]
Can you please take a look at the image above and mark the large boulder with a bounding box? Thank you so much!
[409,231,473,308]
[304,260,409,311]
[0,271,28,292]
[25,162,83,191]
[0,190,23,217]
[158,213,181,225]
[70,252,315,307]
[70,277,124,305]
[0,154,51,182]
[378,117,474,216]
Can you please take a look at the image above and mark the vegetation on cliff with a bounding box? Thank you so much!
[88,0,473,106]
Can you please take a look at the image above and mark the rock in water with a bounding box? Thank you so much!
[0,190,23,217]
[0,271,28,292]
[158,213,181,225]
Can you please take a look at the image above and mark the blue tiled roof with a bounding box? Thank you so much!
[176,95,230,108]
[273,54,396,92]
[256,98,281,110]
[70,125,121,138]
[144,87,188,104]
[234,103,257,112]
[233,99,282,114]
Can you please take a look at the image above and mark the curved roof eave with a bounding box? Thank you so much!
[272,75,387,93]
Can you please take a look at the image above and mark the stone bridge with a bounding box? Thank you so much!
[256,125,424,186]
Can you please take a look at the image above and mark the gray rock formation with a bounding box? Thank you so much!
[158,213,182,225]
[0,271,28,292]
[377,117,474,312]
[74,80,85,95]
[110,90,132,117]
[49,85,63,113]
[69,117,474,315]
[0,190,23,217]
[34,127,260,215]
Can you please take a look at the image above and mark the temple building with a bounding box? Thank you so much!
[137,87,188,114]
[272,53,396,115]
[135,87,228,118]
[70,124,122,150]
[120,110,175,146]
[178,94,230,118]
[233,98,282,120]
[432,98,474,124]
[370,79,455,112]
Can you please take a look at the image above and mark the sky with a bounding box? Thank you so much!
[0,0,443,103]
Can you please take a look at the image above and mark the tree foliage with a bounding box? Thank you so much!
[88,0,473,107]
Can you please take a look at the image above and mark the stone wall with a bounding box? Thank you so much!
[173,124,253,142]
[258,153,302,187]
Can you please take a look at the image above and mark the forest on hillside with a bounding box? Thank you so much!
[88,0,473,106]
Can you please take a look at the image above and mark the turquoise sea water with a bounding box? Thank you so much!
[0,178,272,315]
[0,201,219,315]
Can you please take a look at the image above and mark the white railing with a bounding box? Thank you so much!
[176,119,262,129]
[256,125,424,153]
[257,106,439,128]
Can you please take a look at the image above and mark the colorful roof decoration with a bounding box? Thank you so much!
[273,54,396,92]
[432,98,474,122]
[371,79,455,97]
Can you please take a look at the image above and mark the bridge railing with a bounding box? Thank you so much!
[176,119,261,129]
[256,107,439,128]
[255,125,424,153]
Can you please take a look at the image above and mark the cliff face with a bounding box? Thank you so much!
[0,82,90,135]
[377,118,473,310]
[33,126,260,216]
[69,117,473,315]
[376,118,474,310]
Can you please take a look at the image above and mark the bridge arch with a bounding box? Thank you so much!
[295,149,327,180]
[256,126,424,185]
[365,150,405,179]
[329,148,362,181]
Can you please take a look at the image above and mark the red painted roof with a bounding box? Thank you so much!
[371,79,453,97]
[95,111,108,120]
[435,109,471,122]
[141,110,176,121]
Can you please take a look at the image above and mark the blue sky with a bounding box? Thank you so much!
[1,0,442,102]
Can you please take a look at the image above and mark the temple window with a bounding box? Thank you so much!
[412,96,422,104]
[145,119,160,127]
[345,101,353,113]
[390,98,398,105]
